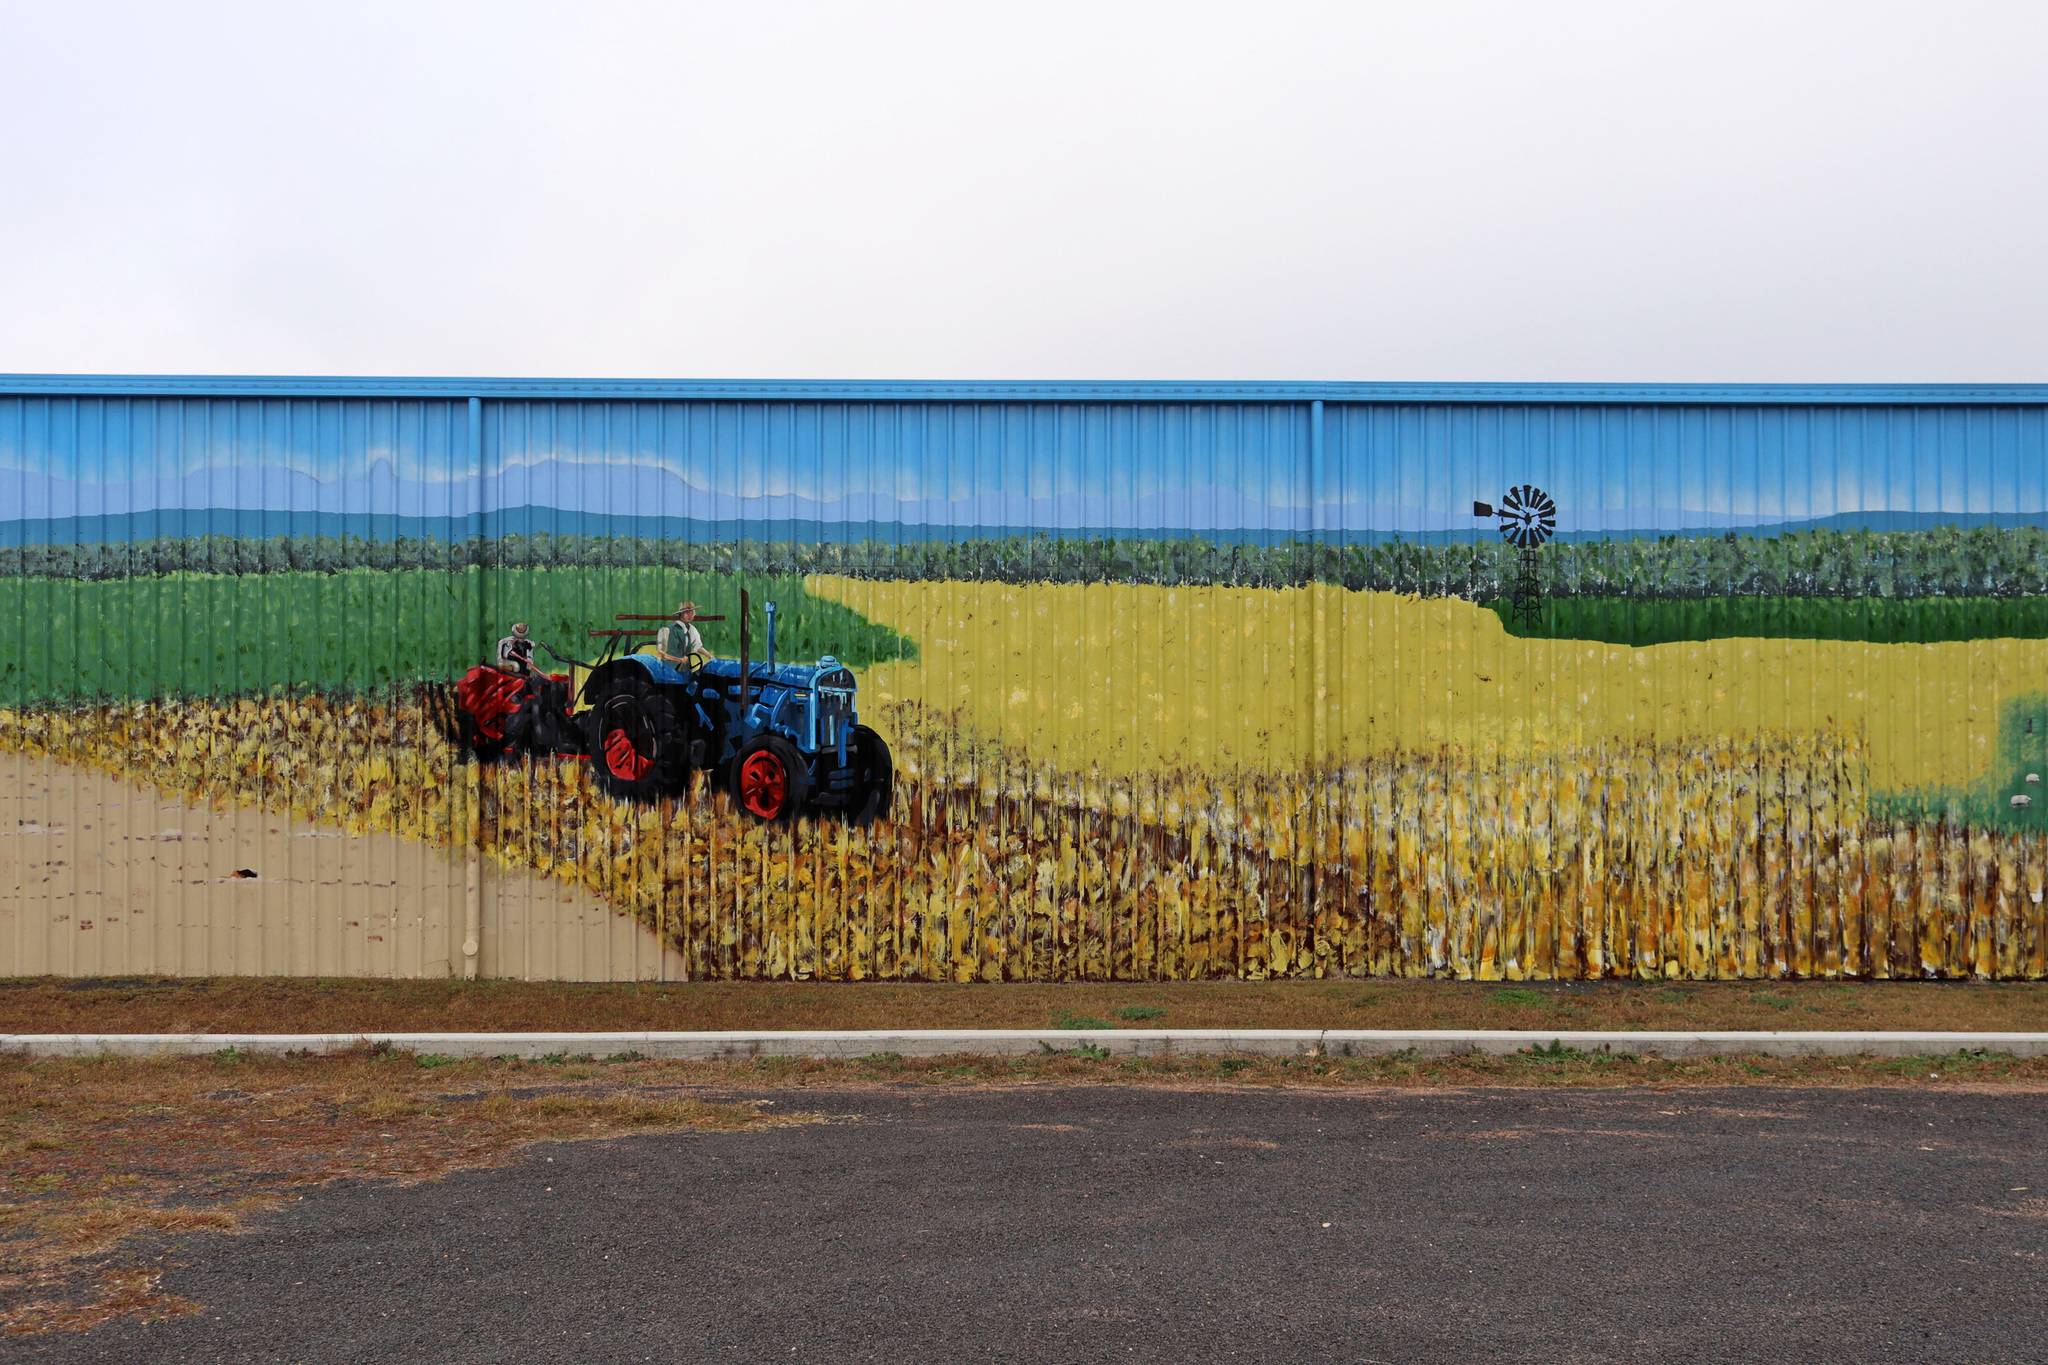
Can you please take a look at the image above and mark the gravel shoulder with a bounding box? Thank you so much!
[15,1082,2048,1364]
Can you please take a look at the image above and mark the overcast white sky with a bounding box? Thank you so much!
[2,0,2044,382]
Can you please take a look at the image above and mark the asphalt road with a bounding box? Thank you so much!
[28,1085,2048,1364]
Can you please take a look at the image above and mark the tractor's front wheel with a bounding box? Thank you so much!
[731,734,809,822]
[846,725,893,824]
[588,677,683,800]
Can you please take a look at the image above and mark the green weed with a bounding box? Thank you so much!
[1491,988,1552,1008]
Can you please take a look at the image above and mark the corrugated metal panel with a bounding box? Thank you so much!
[5,382,2048,980]
[6,375,2048,402]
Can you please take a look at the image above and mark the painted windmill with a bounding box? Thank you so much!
[1472,484,1557,625]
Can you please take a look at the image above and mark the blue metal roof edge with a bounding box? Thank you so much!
[1,375,2045,404]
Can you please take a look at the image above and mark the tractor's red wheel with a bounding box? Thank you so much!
[585,675,682,800]
[603,721,654,782]
[738,750,789,818]
[731,735,809,822]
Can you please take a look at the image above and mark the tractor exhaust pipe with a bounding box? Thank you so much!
[764,600,778,671]
[738,588,750,715]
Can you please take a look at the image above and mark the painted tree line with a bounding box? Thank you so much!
[7,524,2048,599]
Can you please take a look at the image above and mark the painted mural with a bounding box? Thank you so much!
[5,391,2048,980]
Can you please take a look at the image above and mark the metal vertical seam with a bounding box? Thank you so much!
[462,395,484,978]
[1309,399,1328,967]
[1309,399,1327,764]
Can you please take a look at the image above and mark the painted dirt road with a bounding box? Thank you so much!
[18,1084,2047,1364]
[0,751,682,980]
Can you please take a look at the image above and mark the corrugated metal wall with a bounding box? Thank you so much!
[5,379,2048,981]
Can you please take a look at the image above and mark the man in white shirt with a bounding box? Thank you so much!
[496,622,536,675]
[657,601,711,669]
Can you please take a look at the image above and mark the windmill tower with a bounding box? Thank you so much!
[1472,484,1557,625]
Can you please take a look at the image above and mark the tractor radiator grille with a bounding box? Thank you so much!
[817,687,854,749]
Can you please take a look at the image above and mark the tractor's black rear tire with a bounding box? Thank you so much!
[459,708,510,765]
[587,675,685,800]
[846,724,893,824]
[731,734,810,822]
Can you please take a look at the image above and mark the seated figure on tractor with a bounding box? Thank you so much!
[655,600,713,670]
[448,620,582,762]
[496,622,537,674]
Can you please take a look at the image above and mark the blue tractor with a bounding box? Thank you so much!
[572,591,892,823]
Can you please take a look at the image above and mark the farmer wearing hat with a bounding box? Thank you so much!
[657,601,712,669]
[495,621,537,675]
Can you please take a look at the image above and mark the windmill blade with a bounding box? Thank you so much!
[1493,483,1555,547]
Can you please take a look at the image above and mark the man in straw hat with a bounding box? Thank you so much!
[495,621,537,675]
[657,601,712,669]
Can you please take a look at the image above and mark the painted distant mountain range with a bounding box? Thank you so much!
[12,457,2043,542]
[2,506,2043,550]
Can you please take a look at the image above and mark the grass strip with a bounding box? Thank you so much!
[6,976,2048,1036]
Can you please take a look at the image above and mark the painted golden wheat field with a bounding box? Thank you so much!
[6,687,2045,981]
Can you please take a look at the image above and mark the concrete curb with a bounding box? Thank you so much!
[5,1029,2048,1060]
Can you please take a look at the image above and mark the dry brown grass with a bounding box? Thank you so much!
[0,1049,813,1337]
[3,1266,202,1336]
[5,975,2048,1035]
[805,1048,2048,1090]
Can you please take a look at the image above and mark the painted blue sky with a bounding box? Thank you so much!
[5,397,2046,534]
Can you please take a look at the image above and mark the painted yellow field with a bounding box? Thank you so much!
[812,576,2048,793]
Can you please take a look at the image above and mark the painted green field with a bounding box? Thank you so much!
[0,568,914,704]
[1874,694,2048,832]
[1494,595,2048,645]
